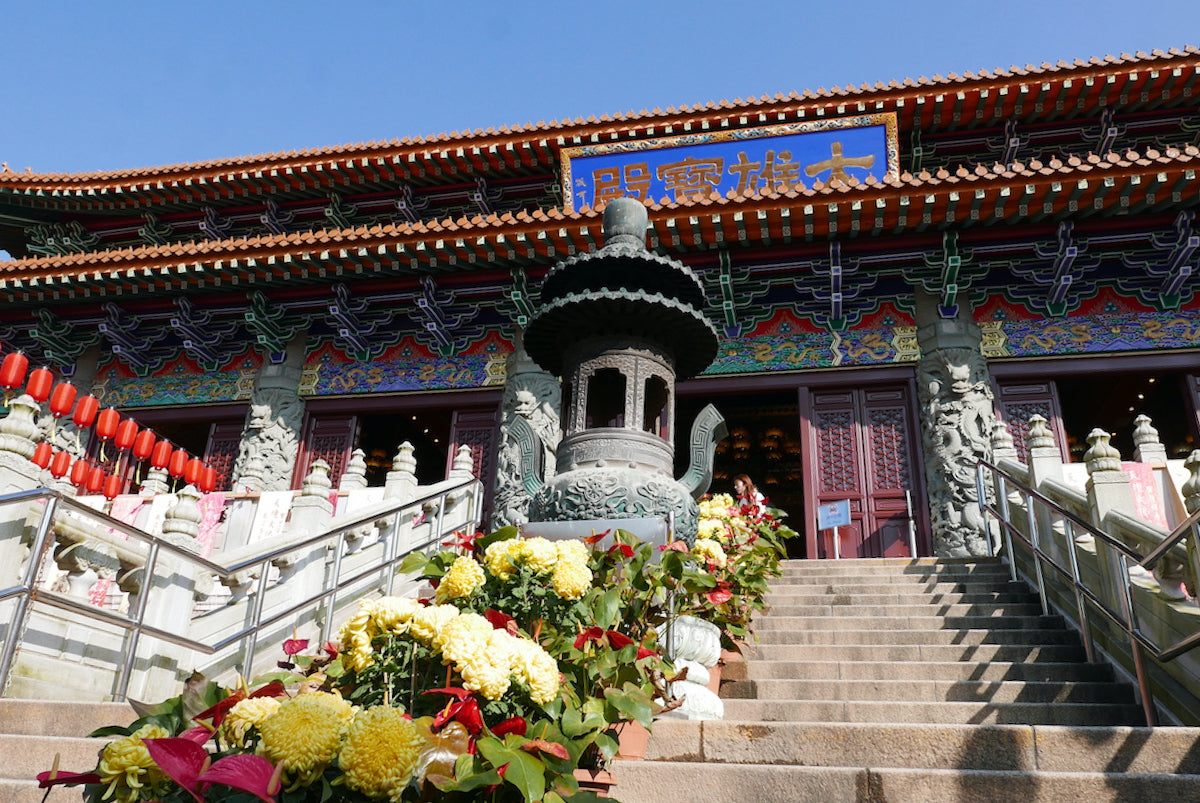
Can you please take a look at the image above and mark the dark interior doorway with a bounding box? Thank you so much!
[356,408,453,486]
[676,390,805,556]
[1056,370,1196,461]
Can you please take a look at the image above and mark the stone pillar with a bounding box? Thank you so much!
[1132,414,1169,466]
[230,333,308,492]
[913,291,997,557]
[491,330,560,530]
[0,395,46,588]
[385,442,418,501]
[339,449,368,491]
[1025,414,1071,564]
[1084,429,1136,611]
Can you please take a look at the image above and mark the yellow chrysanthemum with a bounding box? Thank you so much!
[699,494,736,519]
[508,636,561,704]
[339,706,426,802]
[551,559,592,600]
[458,653,513,700]
[435,556,486,603]
[434,612,493,665]
[371,596,420,633]
[408,603,459,646]
[258,692,352,789]
[697,517,725,540]
[345,644,374,673]
[693,538,727,568]
[340,603,377,652]
[513,537,558,573]
[219,696,281,748]
[555,539,590,565]
[483,539,517,579]
[97,724,169,803]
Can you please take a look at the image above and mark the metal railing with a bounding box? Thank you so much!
[0,478,482,700]
[975,458,1200,726]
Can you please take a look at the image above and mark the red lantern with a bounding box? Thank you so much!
[114,419,139,452]
[48,382,77,418]
[86,465,105,493]
[25,367,53,403]
[199,465,218,493]
[49,450,72,478]
[0,352,29,390]
[168,448,189,478]
[95,408,120,442]
[184,457,203,485]
[103,474,123,500]
[31,442,52,469]
[70,458,90,486]
[151,440,173,469]
[133,429,157,461]
[73,395,100,428]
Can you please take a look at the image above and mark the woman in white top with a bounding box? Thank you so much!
[732,474,765,515]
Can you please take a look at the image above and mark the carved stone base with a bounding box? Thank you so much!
[529,466,698,542]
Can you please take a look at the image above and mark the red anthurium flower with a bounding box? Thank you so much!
[144,738,209,803]
[606,543,634,559]
[194,691,245,727]
[441,530,479,551]
[519,738,571,760]
[198,753,281,803]
[321,641,339,658]
[574,626,605,650]
[250,681,286,699]
[581,529,611,545]
[37,755,101,789]
[706,586,733,605]
[605,630,634,649]
[422,686,474,702]
[433,697,484,736]
[636,646,658,660]
[491,716,527,737]
[178,725,215,745]
[484,608,518,634]
[282,638,309,656]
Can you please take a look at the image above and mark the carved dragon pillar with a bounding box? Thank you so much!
[230,332,308,492]
[913,290,997,557]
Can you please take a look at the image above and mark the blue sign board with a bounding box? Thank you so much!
[817,499,852,530]
[561,113,898,213]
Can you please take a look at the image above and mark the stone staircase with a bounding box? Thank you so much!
[0,700,127,803]
[613,557,1200,802]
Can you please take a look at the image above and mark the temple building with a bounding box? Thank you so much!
[1,48,1198,559]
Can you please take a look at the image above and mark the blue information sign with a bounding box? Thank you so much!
[817,499,852,530]
[561,113,898,213]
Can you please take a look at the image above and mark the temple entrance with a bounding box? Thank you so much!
[799,385,925,560]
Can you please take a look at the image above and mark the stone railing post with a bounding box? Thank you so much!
[1084,428,1137,612]
[339,448,368,491]
[1132,414,1168,466]
[0,395,46,588]
[277,460,335,616]
[384,442,418,501]
[1024,414,1071,564]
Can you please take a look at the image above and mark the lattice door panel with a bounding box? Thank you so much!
[996,380,1068,463]
[204,421,244,491]
[294,414,358,490]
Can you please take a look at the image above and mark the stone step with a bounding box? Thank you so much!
[642,719,1200,774]
[754,613,1062,631]
[720,698,1144,726]
[610,762,1200,803]
[746,641,1087,664]
[727,678,1131,704]
[764,590,1036,607]
[0,700,131,738]
[754,627,1078,646]
[764,602,1047,618]
[768,578,1023,594]
[738,659,1113,683]
[778,562,1011,578]
[0,734,105,783]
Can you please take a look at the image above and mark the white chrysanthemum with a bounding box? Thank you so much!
[435,556,486,603]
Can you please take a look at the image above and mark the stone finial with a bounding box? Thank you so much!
[236,451,266,493]
[1132,414,1168,465]
[0,394,41,460]
[163,485,204,543]
[339,448,368,490]
[300,459,332,498]
[385,441,417,499]
[990,420,1017,459]
[602,197,648,250]
[449,444,475,479]
[140,466,170,496]
[1183,450,1200,515]
[1084,428,1123,473]
[1026,414,1056,450]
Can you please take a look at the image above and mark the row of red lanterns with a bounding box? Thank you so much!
[3,350,222,494]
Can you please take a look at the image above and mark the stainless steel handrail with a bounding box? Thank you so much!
[975,458,1200,726]
[0,478,482,699]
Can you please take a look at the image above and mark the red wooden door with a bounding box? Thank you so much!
[293,414,358,490]
[203,421,244,491]
[994,380,1069,462]
[802,385,922,559]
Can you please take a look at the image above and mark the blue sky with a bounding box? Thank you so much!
[3,1,1199,175]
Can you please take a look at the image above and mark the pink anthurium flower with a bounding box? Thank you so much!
[37,753,101,789]
[281,638,309,656]
[198,754,282,803]
[178,724,215,745]
[484,608,518,634]
[143,738,209,802]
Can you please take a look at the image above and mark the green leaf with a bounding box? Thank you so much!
[397,551,431,576]
[594,589,621,630]
[476,739,545,803]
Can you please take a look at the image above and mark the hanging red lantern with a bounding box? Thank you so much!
[184,457,204,485]
[168,448,189,478]
[49,450,72,478]
[31,442,52,469]
[25,367,53,403]
[86,465,105,493]
[95,408,120,442]
[73,395,100,428]
[70,458,90,486]
[151,440,173,469]
[114,419,139,452]
[103,474,123,500]
[133,429,157,461]
[0,352,29,390]
[199,465,218,493]
[48,382,77,418]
